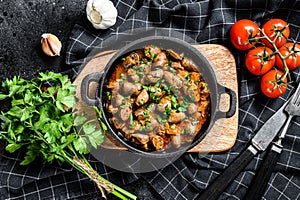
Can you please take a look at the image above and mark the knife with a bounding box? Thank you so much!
[244,83,300,200]
[197,97,291,200]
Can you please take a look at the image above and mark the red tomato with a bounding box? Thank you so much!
[230,19,260,50]
[275,42,300,71]
[245,46,275,75]
[261,19,290,49]
[260,69,288,98]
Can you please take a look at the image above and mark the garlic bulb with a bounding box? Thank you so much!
[86,0,118,29]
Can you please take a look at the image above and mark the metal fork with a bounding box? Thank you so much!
[245,83,300,200]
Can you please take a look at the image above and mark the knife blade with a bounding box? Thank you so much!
[197,97,291,200]
[250,100,290,151]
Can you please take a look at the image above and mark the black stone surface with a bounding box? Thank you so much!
[0,1,161,199]
[0,0,86,82]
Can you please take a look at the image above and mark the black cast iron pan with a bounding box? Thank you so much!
[81,36,236,158]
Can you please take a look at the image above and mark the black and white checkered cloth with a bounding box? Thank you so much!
[1,0,300,199]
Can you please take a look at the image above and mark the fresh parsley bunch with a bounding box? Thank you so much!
[0,71,136,200]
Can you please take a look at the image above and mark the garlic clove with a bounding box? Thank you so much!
[41,33,62,56]
[86,0,118,30]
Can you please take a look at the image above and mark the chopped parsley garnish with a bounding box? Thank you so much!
[143,111,149,118]
[137,71,145,76]
[164,107,173,116]
[177,106,187,112]
[106,91,112,100]
[116,77,126,83]
[150,53,158,60]
[186,73,192,82]
[171,95,178,108]
[144,49,150,54]
[192,120,199,126]
[139,99,144,105]
[162,84,171,94]
[150,93,161,103]
[147,103,154,110]
[166,50,170,56]
[170,67,177,73]
[129,114,134,127]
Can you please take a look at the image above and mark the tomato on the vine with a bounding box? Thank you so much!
[230,19,260,50]
[275,42,300,71]
[261,19,290,49]
[260,69,287,98]
[245,46,275,75]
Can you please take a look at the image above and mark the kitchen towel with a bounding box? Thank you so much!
[1,0,300,200]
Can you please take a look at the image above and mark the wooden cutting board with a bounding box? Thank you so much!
[73,44,238,153]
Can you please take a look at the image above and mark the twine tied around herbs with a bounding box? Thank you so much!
[73,157,114,198]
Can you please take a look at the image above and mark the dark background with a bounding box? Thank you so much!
[0,0,159,199]
[0,0,86,82]
[2,0,300,199]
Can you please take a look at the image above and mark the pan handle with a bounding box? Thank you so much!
[81,72,104,106]
[215,83,237,119]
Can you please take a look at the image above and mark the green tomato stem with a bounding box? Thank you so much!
[248,36,266,41]
[259,28,290,80]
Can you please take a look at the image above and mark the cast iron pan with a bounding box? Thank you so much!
[81,36,236,158]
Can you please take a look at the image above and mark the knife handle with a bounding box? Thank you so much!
[198,145,258,200]
[244,143,282,200]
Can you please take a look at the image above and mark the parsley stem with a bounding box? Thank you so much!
[60,152,137,200]
[81,156,137,200]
